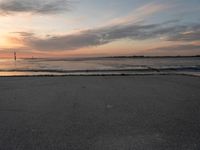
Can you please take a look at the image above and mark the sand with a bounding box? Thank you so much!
[0,75,200,150]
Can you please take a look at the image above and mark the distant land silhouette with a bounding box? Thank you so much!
[106,55,200,59]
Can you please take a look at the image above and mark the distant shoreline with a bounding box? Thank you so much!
[0,55,200,60]
[26,55,200,60]
[105,55,200,59]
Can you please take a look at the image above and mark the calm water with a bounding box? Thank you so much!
[0,57,200,76]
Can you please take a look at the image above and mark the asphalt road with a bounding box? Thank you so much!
[0,75,200,150]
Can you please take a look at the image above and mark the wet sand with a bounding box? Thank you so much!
[0,75,200,150]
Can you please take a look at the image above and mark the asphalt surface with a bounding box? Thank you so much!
[0,75,200,150]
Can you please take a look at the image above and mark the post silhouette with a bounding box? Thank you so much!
[14,51,16,61]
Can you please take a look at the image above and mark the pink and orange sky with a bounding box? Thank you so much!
[0,0,200,58]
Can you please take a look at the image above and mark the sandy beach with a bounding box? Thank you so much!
[0,75,200,150]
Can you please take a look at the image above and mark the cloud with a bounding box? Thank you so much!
[149,44,200,52]
[167,27,200,42]
[11,32,35,36]
[18,23,160,51]
[108,2,169,25]
[0,0,71,15]
[16,21,199,51]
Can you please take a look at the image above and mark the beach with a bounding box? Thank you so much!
[0,75,200,150]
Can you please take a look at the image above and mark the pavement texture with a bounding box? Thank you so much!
[0,75,200,150]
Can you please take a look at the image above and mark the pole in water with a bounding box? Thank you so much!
[14,51,16,61]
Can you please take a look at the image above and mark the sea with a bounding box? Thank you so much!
[0,57,200,76]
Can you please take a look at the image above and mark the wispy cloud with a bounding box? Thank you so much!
[0,0,71,15]
[12,21,199,51]
[149,44,200,52]
[167,25,200,42]
[108,2,169,25]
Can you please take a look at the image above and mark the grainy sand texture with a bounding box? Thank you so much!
[0,75,200,150]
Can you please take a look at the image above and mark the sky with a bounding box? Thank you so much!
[0,0,200,58]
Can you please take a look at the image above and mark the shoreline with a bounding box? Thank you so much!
[1,55,200,60]
[0,72,200,78]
